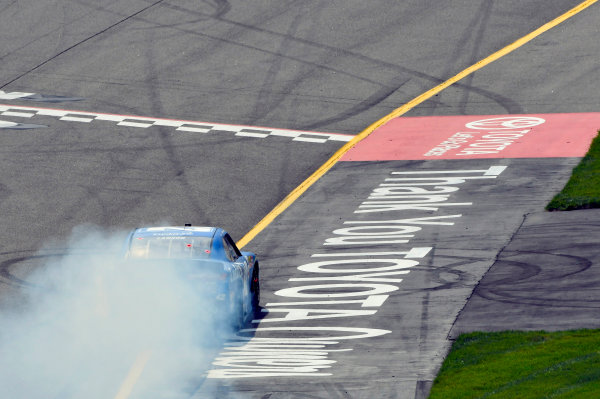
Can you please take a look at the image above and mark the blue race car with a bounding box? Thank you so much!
[123,225,260,329]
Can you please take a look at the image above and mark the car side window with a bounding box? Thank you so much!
[223,234,241,261]
[223,236,237,261]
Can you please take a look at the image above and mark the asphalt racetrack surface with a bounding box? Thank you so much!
[1,1,600,398]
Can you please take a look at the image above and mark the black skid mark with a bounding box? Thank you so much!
[474,251,599,308]
[0,253,65,289]
[21,93,83,103]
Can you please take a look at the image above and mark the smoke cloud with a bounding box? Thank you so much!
[0,226,231,398]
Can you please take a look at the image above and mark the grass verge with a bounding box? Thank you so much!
[546,131,600,211]
[428,329,600,399]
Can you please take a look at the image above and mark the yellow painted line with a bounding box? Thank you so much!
[113,350,152,399]
[236,0,598,249]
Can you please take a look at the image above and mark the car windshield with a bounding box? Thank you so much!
[129,236,212,260]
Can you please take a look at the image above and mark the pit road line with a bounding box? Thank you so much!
[116,1,598,396]
[235,0,598,249]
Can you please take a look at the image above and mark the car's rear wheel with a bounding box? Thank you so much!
[251,263,260,312]
[228,284,244,331]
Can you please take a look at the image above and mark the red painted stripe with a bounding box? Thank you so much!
[342,113,600,161]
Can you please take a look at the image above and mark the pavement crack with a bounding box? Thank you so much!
[0,0,168,89]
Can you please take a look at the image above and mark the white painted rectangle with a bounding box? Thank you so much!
[118,121,153,128]
[36,109,70,117]
[152,120,185,127]
[269,131,298,138]
[95,114,126,122]
[329,135,353,142]
[60,116,94,123]
[293,137,327,143]
[176,126,211,133]
[236,132,269,138]
[2,111,35,118]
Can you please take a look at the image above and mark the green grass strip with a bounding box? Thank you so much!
[546,131,600,211]
[428,329,600,399]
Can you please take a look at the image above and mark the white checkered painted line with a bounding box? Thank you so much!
[0,104,353,144]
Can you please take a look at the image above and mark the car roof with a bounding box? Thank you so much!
[132,226,218,238]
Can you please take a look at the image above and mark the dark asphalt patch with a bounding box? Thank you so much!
[451,208,600,337]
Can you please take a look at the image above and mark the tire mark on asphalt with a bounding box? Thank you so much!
[455,0,497,115]
[301,77,412,131]
[1,0,168,89]
[248,5,304,124]
[427,0,521,115]
[475,252,599,308]
[156,0,232,26]
[4,127,209,248]
[0,0,129,68]
[455,1,524,114]
[1,139,211,156]
[126,4,524,126]
[45,148,141,231]
[143,16,212,227]
[0,253,64,289]
[247,7,307,213]
[0,2,92,64]
[0,0,18,15]
[11,1,523,127]
[145,0,296,77]
[199,0,231,20]
[77,0,232,31]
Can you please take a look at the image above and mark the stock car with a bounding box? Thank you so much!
[123,225,260,329]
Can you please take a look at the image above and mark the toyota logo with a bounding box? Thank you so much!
[465,116,545,130]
